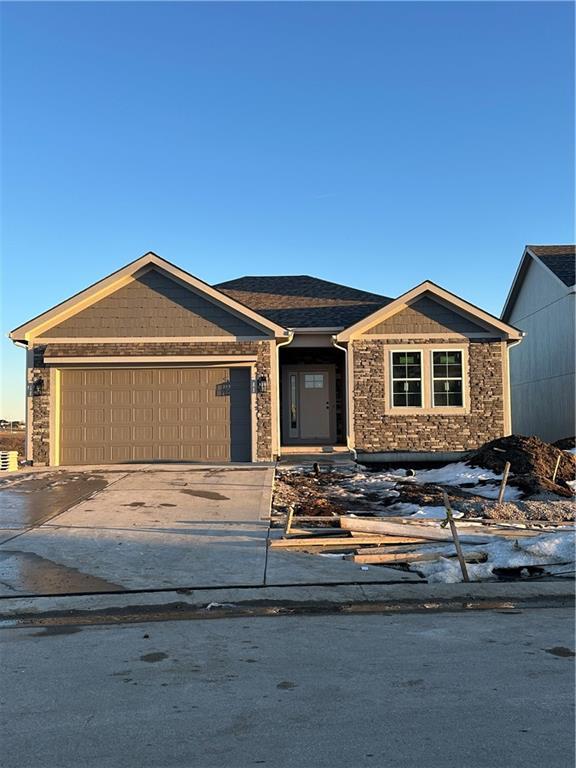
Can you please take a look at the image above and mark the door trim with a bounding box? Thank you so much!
[281,364,337,445]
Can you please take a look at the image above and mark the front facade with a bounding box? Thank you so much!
[10,252,522,466]
[502,245,575,443]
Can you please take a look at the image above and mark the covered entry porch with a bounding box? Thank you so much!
[279,345,347,449]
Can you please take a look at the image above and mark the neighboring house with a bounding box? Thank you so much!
[501,245,576,443]
[9,252,522,466]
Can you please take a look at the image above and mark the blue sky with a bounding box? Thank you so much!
[1,1,574,419]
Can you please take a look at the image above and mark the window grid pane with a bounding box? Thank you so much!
[391,352,422,407]
[432,351,463,407]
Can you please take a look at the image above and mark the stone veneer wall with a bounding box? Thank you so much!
[30,341,274,464]
[351,338,505,452]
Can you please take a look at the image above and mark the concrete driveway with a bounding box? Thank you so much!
[0,465,274,595]
[0,464,420,596]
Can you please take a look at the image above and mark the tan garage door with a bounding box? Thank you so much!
[59,367,252,465]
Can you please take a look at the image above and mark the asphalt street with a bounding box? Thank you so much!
[2,606,574,768]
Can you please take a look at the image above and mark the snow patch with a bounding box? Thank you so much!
[413,531,575,583]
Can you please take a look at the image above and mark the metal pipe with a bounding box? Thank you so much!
[275,331,294,459]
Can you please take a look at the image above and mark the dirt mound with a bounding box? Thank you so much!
[0,432,25,459]
[553,436,576,450]
[468,434,575,498]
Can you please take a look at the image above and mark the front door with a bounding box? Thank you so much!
[283,367,335,444]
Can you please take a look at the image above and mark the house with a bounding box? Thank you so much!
[501,245,575,443]
[9,252,522,466]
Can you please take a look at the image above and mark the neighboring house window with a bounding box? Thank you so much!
[391,351,422,407]
[432,350,464,407]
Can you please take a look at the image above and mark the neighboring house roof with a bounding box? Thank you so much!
[215,275,392,328]
[9,252,288,342]
[527,245,575,287]
[501,245,576,322]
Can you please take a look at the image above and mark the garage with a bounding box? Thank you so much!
[59,366,253,464]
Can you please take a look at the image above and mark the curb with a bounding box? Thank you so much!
[1,580,573,626]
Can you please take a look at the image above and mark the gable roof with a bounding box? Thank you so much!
[9,253,288,342]
[215,275,392,328]
[501,245,576,322]
[527,245,575,287]
[336,280,523,342]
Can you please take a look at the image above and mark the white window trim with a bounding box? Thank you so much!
[430,348,465,409]
[384,343,470,415]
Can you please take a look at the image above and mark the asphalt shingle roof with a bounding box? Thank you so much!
[528,245,575,287]
[215,275,392,328]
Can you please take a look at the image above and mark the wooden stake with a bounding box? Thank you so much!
[552,454,562,484]
[497,461,511,505]
[442,492,470,582]
[285,506,295,536]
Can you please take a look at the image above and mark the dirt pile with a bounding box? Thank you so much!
[468,434,575,497]
[554,436,576,450]
[0,432,25,459]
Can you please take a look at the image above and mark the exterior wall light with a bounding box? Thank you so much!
[31,378,44,396]
[256,375,268,394]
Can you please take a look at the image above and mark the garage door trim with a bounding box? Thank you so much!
[49,363,257,465]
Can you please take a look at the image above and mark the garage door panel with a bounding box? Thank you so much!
[159,389,180,405]
[111,389,131,405]
[134,425,153,442]
[110,426,131,442]
[133,370,154,386]
[110,370,131,386]
[159,425,180,441]
[134,390,154,405]
[86,426,106,442]
[61,390,84,406]
[134,408,154,422]
[85,371,106,387]
[59,367,252,464]
[159,407,180,422]
[85,410,105,424]
[62,409,83,425]
[62,426,83,443]
[110,445,131,462]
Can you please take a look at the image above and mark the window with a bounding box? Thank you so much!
[304,374,324,389]
[432,350,463,407]
[391,351,422,407]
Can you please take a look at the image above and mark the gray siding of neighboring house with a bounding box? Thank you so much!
[46,268,266,338]
[508,258,575,442]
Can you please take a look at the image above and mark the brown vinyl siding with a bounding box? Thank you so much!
[46,269,267,338]
[363,296,488,336]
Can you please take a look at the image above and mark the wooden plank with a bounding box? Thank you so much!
[268,535,430,549]
[340,516,490,544]
[351,549,488,565]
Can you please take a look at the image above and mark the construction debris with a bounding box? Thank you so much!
[270,433,575,582]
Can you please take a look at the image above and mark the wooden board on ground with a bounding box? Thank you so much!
[350,549,488,565]
[340,516,491,544]
[268,535,431,549]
